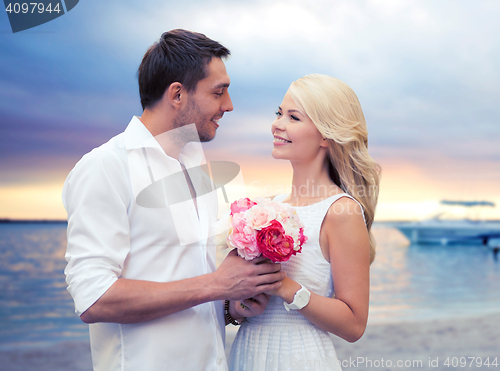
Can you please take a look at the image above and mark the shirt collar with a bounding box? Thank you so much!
[124,116,160,150]
[179,142,206,168]
[124,116,206,167]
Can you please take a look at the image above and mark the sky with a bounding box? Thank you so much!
[0,0,499,221]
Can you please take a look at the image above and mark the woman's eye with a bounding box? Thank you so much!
[291,115,299,121]
[275,111,282,117]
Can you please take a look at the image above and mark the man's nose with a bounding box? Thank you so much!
[223,93,233,112]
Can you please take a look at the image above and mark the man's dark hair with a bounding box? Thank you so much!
[138,29,230,110]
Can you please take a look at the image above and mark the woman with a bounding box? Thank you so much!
[228,74,381,370]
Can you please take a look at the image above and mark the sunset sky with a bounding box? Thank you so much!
[1,0,499,221]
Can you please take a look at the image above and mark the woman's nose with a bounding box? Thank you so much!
[271,118,285,134]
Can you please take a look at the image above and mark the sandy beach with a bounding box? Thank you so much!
[2,312,498,371]
[329,313,500,370]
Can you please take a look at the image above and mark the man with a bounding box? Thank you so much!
[63,29,284,371]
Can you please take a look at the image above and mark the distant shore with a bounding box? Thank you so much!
[2,312,498,371]
[3,219,500,225]
[0,219,67,224]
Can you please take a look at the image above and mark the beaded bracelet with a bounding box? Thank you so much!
[224,300,242,326]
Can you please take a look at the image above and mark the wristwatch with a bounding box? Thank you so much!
[284,285,311,311]
[224,300,242,326]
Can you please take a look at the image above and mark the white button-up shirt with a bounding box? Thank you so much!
[63,117,227,371]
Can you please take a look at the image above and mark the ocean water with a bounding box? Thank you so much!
[1,222,499,350]
[0,223,89,350]
[369,224,500,323]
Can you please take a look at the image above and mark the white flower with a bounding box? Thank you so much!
[245,202,277,230]
[213,211,232,248]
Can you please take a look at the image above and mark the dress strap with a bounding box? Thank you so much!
[272,193,366,225]
[330,193,366,225]
[272,194,288,202]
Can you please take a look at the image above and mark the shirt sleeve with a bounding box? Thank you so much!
[63,147,131,316]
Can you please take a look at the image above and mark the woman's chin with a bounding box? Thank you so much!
[271,150,287,160]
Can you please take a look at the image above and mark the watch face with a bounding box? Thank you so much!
[297,292,307,307]
[295,289,310,308]
[285,287,311,310]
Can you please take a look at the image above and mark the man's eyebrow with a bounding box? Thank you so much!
[213,83,230,89]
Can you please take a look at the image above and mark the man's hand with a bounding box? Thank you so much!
[229,293,270,321]
[79,249,284,325]
[212,249,284,301]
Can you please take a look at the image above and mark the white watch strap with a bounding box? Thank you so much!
[284,285,311,311]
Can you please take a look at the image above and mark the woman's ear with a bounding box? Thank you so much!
[320,138,329,148]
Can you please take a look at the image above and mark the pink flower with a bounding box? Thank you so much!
[228,228,259,260]
[215,197,307,262]
[297,227,307,252]
[256,220,299,262]
[231,213,247,230]
[228,212,259,260]
[230,198,257,215]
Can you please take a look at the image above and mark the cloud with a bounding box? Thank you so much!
[1,0,500,218]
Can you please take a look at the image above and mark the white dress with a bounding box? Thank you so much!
[228,193,362,371]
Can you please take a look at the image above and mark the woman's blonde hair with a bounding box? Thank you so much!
[288,74,381,263]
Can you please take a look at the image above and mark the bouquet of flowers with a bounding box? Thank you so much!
[214,197,308,262]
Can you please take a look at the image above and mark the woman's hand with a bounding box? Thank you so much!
[229,293,270,320]
[265,275,301,304]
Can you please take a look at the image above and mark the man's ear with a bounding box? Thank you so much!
[165,82,184,109]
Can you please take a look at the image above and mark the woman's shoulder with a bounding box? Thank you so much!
[325,195,365,226]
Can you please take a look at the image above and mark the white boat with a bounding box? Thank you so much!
[395,200,500,246]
